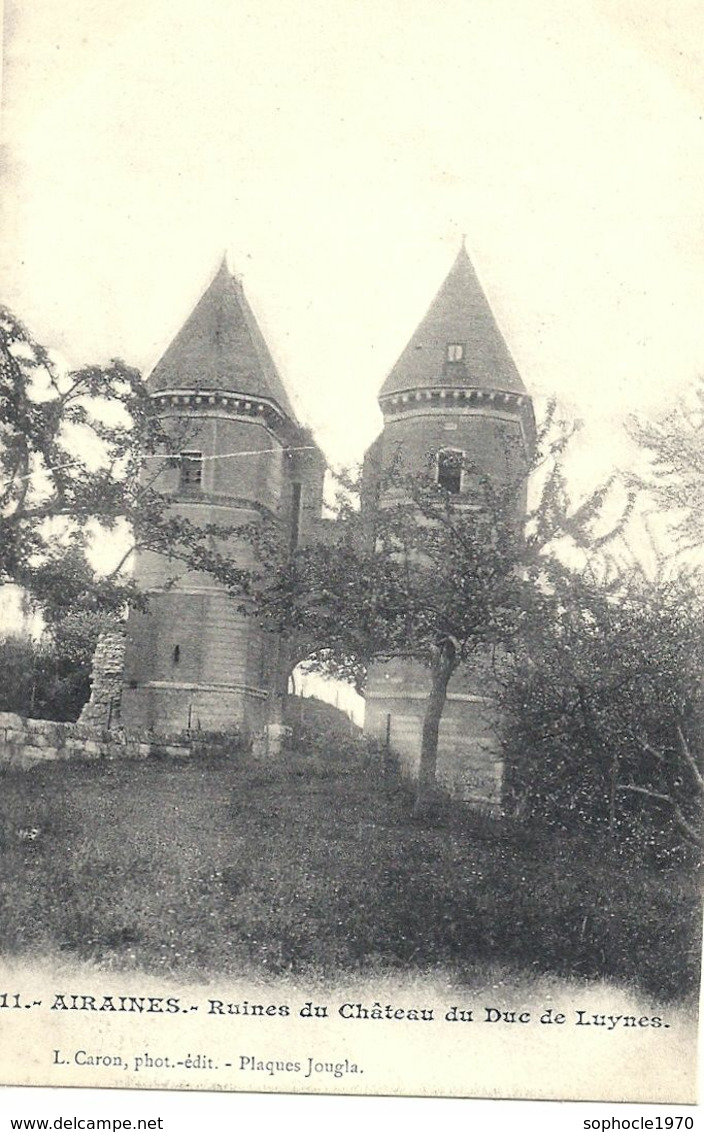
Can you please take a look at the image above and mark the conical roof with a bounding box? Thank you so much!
[380,245,526,399]
[148,258,297,419]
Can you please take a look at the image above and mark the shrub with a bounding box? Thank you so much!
[501,570,703,857]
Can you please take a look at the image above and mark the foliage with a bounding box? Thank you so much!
[498,391,704,852]
[245,455,530,813]
[0,617,106,721]
[273,474,522,666]
[629,376,704,554]
[502,549,703,853]
[0,595,126,721]
[0,305,248,622]
[243,404,637,815]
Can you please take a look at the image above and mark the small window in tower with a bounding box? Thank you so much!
[290,482,303,551]
[446,343,465,362]
[173,644,180,664]
[437,449,463,494]
[180,451,203,489]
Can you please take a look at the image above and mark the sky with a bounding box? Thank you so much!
[1,0,703,486]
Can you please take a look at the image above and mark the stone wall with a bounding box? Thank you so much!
[0,712,190,770]
[79,630,126,728]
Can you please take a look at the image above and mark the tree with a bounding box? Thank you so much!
[0,611,113,722]
[240,401,642,816]
[499,395,703,851]
[245,456,529,815]
[0,305,246,625]
[501,561,703,850]
[629,376,704,555]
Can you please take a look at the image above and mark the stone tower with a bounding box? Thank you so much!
[363,244,535,803]
[120,259,326,735]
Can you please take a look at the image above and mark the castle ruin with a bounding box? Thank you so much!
[112,246,534,803]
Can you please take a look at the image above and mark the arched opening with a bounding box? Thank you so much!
[289,660,365,729]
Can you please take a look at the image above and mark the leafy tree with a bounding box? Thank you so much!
[500,393,703,851]
[245,456,532,815]
[242,403,660,825]
[0,609,112,721]
[501,560,703,849]
[0,305,246,625]
[629,376,704,554]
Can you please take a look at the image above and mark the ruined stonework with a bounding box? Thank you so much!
[79,630,126,728]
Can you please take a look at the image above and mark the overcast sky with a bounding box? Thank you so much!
[1,0,703,482]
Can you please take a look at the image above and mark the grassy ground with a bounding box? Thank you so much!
[0,741,700,1001]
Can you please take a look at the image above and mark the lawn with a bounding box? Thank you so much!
[0,736,700,1001]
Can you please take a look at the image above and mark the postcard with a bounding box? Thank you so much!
[0,0,701,1111]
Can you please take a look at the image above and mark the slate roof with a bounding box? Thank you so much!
[148,258,297,420]
[379,244,527,399]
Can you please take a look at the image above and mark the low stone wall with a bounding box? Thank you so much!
[0,712,190,770]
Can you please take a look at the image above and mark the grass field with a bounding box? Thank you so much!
[0,737,700,1001]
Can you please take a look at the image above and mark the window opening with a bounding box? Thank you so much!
[173,645,181,664]
[437,449,463,494]
[180,451,203,489]
[290,482,303,550]
[446,343,465,362]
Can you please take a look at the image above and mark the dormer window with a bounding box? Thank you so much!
[437,449,463,494]
[180,451,203,489]
[446,343,465,362]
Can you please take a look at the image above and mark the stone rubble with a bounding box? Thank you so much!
[79,630,126,728]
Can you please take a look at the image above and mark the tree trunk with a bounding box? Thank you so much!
[414,642,456,819]
[268,636,293,730]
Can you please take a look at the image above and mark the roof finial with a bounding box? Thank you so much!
[224,250,245,287]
